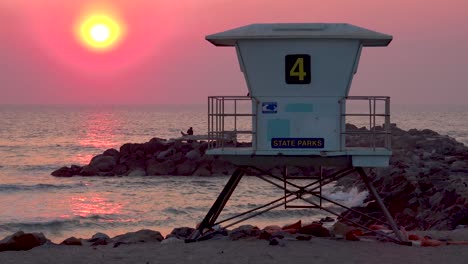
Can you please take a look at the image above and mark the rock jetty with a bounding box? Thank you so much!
[337,125,468,231]
[52,137,238,177]
[51,124,468,230]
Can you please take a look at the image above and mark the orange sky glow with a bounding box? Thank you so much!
[1,0,468,105]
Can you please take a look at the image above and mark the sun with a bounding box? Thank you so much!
[76,14,125,52]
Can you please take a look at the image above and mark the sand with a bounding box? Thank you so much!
[1,229,468,264]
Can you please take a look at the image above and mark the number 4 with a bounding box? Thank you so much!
[290,57,307,81]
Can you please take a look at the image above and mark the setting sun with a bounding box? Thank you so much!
[76,14,125,52]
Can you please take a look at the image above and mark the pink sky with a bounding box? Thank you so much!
[1,0,467,105]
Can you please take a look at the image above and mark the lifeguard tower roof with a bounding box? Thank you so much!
[206,23,392,47]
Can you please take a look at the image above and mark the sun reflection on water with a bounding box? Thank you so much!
[78,112,120,149]
[70,194,122,218]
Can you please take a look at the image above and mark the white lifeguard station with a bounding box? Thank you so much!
[190,23,407,243]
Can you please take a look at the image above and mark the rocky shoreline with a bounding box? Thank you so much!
[51,124,468,231]
[2,220,468,253]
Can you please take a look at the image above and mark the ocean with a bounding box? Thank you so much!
[0,104,467,242]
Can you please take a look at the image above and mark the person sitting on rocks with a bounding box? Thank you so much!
[187,127,194,136]
[181,127,194,136]
[180,127,194,143]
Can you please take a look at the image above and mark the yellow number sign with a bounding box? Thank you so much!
[285,54,311,84]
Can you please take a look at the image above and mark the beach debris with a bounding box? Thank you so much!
[60,237,83,246]
[112,229,164,245]
[0,231,49,252]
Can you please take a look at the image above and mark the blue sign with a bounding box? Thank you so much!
[271,138,325,149]
[262,102,277,114]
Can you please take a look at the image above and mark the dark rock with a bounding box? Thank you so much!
[147,160,175,176]
[60,237,82,246]
[90,155,117,172]
[127,168,146,177]
[51,166,75,177]
[143,138,167,155]
[103,148,120,160]
[112,164,128,175]
[176,160,197,176]
[193,163,212,176]
[298,223,331,237]
[156,148,176,160]
[229,225,260,240]
[211,159,236,175]
[258,230,272,240]
[320,217,335,223]
[166,227,195,239]
[345,231,360,241]
[282,220,301,230]
[0,231,48,252]
[112,229,164,244]
[89,232,111,246]
[185,150,201,161]
[269,238,280,246]
[120,143,144,157]
[268,237,285,246]
[296,235,312,241]
[79,165,99,176]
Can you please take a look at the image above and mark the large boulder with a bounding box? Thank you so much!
[112,229,164,244]
[185,150,201,161]
[211,159,236,176]
[88,232,111,246]
[103,148,120,160]
[127,168,146,177]
[79,165,99,176]
[51,166,75,177]
[166,227,195,239]
[156,148,176,160]
[60,237,82,246]
[0,231,48,252]
[90,155,116,172]
[112,164,128,176]
[142,138,167,155]
[298,223,331,237]
[193,162,212,176]
[147,160,176,176]
[229,225,260,240]
[175,160,197,176]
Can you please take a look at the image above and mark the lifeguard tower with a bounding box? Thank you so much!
[190,23,406,243]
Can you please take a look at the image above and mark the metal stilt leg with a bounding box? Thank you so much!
[188,167,245,240]
[356,167,407,242]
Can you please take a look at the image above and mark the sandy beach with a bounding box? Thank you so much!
[0,229,467,264]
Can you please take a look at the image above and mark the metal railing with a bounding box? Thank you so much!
[340,96,391,150]
[208,96,256,149]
